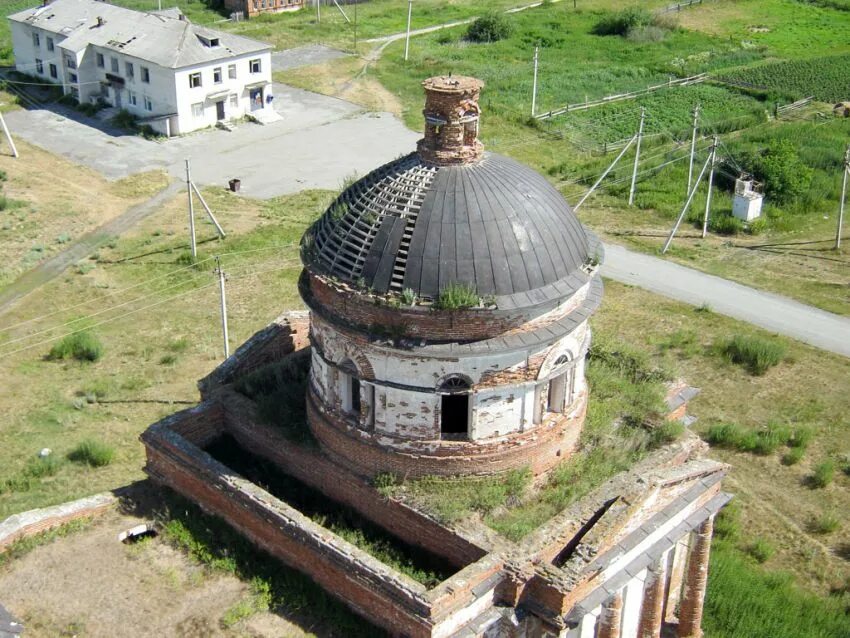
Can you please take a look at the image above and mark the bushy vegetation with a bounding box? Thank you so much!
[809,460,836,488]
[47,331,104,363]
[717,334,786,375]
[592,7,656,37]
[235,351,312,443]
[740,140,814,204]
[719,54,850,103]
[746,538,776,564]
[703,421,812,457]
[433,282,480,310]
[67,439,115,467]
[466,11,513,43]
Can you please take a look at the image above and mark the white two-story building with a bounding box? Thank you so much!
[8,0,275,135]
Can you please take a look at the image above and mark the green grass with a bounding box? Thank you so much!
[433,282,481,310]
[67,439,115,467]
[717,334,787,375]
[705,540,850,638]
[718,53,850,102]
[46,331,104,363]
[703,421,807,456]
[809,459,836,488]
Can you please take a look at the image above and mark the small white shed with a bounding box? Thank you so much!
[732,176,764,222]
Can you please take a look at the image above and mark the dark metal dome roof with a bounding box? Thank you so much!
[303,151,591,299]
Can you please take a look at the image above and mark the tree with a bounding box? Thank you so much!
[744,140,813,204]
[466,11,514,43]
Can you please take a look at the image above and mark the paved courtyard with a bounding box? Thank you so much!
[4,83,417,199]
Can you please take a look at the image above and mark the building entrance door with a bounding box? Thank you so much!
[216,100,226,121]
[113,88,122,109]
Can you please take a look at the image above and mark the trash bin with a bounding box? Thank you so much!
[228,178,241,193]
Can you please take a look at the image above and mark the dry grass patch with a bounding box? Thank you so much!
[0,140,169,287]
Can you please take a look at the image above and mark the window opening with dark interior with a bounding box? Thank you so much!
[440,376,471,439]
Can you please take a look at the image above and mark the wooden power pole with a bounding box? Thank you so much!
[531,46,539,117]
[836,145,850,250]
[404,0,413,61]
[214,256,230,360]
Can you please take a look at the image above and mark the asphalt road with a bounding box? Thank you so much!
[602,243,850,357]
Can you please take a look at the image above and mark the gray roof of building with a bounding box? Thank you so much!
[9,0,271,69]
[304,151,592,300]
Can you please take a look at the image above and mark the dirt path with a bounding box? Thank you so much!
[0,180,182,316]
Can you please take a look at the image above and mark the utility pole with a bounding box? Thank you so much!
[701,136,718,238]
[185,159,197,259]
[531,46,539,117]
[353,0,357,52]
[0,111,18,158]
[687,103,700,195]
[574,134,638,212]
[836,145,850,250]
[316,0,321,24]
[214,256,230,360]
[663,152,712,254]
[628,107,645,206]
[404,0,413,61]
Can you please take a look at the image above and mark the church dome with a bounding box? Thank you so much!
[302,76,593,301]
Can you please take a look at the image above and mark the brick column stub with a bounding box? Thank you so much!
[638,553,668,638]
[677,517,714,638]
[597,590,624,638]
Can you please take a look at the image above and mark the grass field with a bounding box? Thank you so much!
[718,53,850,103]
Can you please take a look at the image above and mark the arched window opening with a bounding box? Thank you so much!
[339,359,361,420]
[439,376,471,439]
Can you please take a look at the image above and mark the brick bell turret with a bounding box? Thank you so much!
[416,75,484,166]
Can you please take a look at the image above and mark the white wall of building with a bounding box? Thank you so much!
[10,20,272,136]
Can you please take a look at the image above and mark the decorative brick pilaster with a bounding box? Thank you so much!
[597,591,624,638]
[638,554,668,638]
[678,517,714,638]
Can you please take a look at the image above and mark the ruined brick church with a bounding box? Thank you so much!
[142,76,728,638]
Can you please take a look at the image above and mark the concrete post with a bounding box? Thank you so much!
[638,553,668,638]
[677,518,714,638]
[597,591,624,638]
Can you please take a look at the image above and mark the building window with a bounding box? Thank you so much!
[65,56,76,70]
[144,96,153,111]
[69,72,78,84]
[439,376,471,439]
[49,63,58,79]
[111,57,119,73]
[35,59,43,74]
[191,102,204,118]
[249,58,261,74]
[128,91,137,106]
[213,67,222,84]
[189,72,202,88]
[229,93,238,108]
[228,64,237,79]
[32,32,40,47]
[96,53,104,68]
[141,66,150,83]
[125,62,134,79]
[46,37,54,52]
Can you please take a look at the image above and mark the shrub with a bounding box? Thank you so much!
[718,334,786,375]
[781,446,805,465]
[433,282,479,310]
[810,512,840,534]
[747,217,769,235]
[400,287,416,306]
[68,439,115,467]
[466,11,514,43]
[592,7,653,36]
[626,25,668,43]
[745,538,775,563]
[810,460,835,488]
[704,422,793,455]
[788,425,814,449]
[710,212,744,236]
[47,331,104,362]
[741,140,813,204]
[111,109,138,131]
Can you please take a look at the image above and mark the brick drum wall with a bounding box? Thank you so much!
[308,387,586,479]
